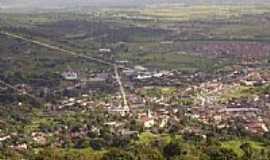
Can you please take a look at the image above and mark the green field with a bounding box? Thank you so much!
[142,5,270,21]
[220,83,270,102]
[222,140,265,157]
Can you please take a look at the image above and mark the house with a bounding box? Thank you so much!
[89,73,109,82]
[134,65,147,71]
[120,130,139,137]
[245,122,269,134]
[240,80,256,86]
[108,105,130,116]
[32,132,47,145]
[160,41,174,45]
[116,60,129,64]
[104,121,124,128]
[143,118,155,128]
[159,116,169,128]
[18,102,23,106]
[153,72,164,78]
[10,143,28,150]
[62,71,78,80]
[99,48,111,53]
[15,84,32,95]
[140,110,155,128]
[0,135,10,142]
[136,74,152,80]
[122,68,136,76]
[219,108,260,113]
[97,73,109,80]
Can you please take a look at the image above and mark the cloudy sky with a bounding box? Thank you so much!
[0,0,269,9]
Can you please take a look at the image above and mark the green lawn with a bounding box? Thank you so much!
[219,83,270,102]
[59,148,105,158]
[136,132,182,145]
[221,140,265,157]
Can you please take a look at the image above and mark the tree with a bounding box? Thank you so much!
[75,137,91,149]
[206,147,237,160]
[1,148,24,160]
[102,148,135,160]
[90,139,106,150]
[163,142,183,159]
[132,144,165,160]
[171,155,199,160]
[31,148,103,160]
[31,148,64,160]
[240,143,254,160]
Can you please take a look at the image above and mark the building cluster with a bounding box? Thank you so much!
[4,60,270,151]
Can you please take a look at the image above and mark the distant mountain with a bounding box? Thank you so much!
[1,0,270,9]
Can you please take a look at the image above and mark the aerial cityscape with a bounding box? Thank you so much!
[1,0,270,159]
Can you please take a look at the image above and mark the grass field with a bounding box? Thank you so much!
[136,132,182,145]
[142,5,270,21]
[137,133,266,158]
[220,83,270,102]
[118,49,233,72]
[221,140,265,157]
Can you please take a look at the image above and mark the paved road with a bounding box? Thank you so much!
[114,64,129,108]
[0,80,43,105]
[0,31,114,66]
[0,31,129,108]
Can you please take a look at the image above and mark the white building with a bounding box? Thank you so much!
[62,71,78,80]
[99,48,111,53]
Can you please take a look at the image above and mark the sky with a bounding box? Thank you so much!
[0,0,269,9]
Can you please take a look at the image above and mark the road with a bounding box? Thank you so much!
[0,80,43,105]
[0,31,129,109]
[114,64,129,108]
[0,31,114,66]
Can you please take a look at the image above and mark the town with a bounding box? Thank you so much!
[1,1,270,159]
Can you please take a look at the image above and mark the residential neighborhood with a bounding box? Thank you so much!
[2,1,270,159]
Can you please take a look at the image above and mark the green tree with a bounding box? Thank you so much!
[163,142,183,159]
[102,148,135,160]
[240,143,254,160]
[31,148,64,160]
[135,145,165,160]
[172,155,200,160]
[206,147,237,160]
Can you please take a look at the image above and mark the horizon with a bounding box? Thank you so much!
[1,0,270,10]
